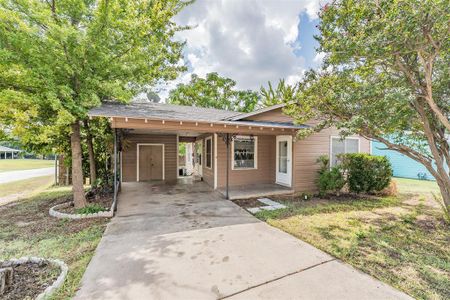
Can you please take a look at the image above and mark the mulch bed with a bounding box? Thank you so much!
[58,193,113,214]
[1,262,59,300]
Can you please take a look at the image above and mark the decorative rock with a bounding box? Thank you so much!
[49,201,114,220]
[0,267,14,295]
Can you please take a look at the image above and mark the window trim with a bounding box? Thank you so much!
[205,136,213,169]
[329,136,360,167]
[231,135,258,170]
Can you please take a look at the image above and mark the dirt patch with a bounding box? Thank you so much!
[232,198,266,208]
[1,262,59,300]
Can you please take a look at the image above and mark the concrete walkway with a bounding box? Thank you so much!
[0,167,54,184]
[76,181,412,300]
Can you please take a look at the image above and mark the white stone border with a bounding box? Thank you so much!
[49,201,114,219]
[1,256,68,300]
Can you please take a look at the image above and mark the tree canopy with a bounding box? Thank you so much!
[264,0,450,207]
[0,0,190,207]
[168,72,259,112]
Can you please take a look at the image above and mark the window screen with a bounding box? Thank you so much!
[206,138,212,168]
[331,138,359,166]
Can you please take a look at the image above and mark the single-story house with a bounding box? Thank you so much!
[0,145,21,159]
[89,102,370,199]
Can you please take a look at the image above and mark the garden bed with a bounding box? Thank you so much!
[49,188,114,219]
[1,257,68,300]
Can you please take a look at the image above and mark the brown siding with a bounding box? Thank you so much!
[292,126,371,192]
[216,135,276,188]
[121,134,177,182]
[244,108,293,123]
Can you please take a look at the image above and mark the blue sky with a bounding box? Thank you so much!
[158,0,324,99]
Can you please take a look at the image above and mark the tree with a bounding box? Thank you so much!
[267,1,449,207]
[0,0,189,207]
[168,72,259,112]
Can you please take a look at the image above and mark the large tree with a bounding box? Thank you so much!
[168,72,259,112]
[0,0,189,207]
[265,0,450,207]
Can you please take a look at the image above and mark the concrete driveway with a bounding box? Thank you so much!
[76,181,411,300]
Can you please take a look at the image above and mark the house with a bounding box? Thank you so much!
[0,145,21,159]
[371,141,437,181]
[89,102,370,199]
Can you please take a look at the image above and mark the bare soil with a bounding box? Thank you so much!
[1,262,59,300]
[58,193,113,214]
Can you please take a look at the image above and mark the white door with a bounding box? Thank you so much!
[276,135,292,187]
[194,140,203,176]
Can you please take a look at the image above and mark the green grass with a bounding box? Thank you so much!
[394,177,440,195]
[0,186,108,299]
[0,175,54,198]
[257,184,449,299]
[0,159,54,172]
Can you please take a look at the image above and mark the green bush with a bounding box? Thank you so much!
[75,203,106,215]
[316,155,346,196]
[341,153,393,194]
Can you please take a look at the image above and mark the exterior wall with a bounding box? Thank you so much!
[244,108,292,123]
[292,125,371,192]
[371,141,438,180]
[216,135,276,188]
[121,134,177,182]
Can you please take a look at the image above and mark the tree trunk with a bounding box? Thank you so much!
[71,121,87,208]
[84,120,97,185]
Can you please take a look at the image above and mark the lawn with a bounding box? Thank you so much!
[0,175,54,205]
[0,159,54,172]
[0,186,108,299]
[253,179,449,300]
[394,177,440,195]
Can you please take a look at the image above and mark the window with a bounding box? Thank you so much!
[232,136,257,170]
[195,142,202,166]
[331,137,359,166]
[205,137,212,168]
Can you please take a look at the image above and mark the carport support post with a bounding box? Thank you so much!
[226,133,230,200]
[113,128,117,210]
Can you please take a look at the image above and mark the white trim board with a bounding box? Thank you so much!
[214,133,218,189]
[136,143,165,181]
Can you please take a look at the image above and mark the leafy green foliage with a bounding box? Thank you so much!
[341,153,393,194]
[75,203,106,215]
[168,72,259,112]
[0,0,189,153]
[316,155,345,196]
[270,0,450,206]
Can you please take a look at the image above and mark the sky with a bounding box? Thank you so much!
[157,0,324,100]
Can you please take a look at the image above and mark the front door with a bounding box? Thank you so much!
[195,140,203,176]
[276,135,292,187]
[138,145,164,181]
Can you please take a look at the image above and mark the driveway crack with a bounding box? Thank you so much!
[219,258,337,299]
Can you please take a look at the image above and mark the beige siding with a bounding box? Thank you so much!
[292,126,371,192]
[216,135,276,188]
[244,108,293,123]
[121,134,177,182]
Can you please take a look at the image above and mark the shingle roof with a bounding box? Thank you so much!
[89,102,241,122]
[0,145,21,152]
[88,101,308,129]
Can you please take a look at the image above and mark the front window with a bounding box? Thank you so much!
[331,137,359,166]
[232,136,257,169]
[205,137,212,168]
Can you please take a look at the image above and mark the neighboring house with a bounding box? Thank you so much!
[0,145,21,159]
[89,102,370,198]
[372,141,437,181]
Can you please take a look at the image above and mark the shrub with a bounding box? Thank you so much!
[341,153,393,194]
[75,203,106,215]
[316,155,346,196]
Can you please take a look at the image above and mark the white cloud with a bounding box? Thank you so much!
[160,0,323,100]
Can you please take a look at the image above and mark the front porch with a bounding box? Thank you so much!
[218,183,294,200]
